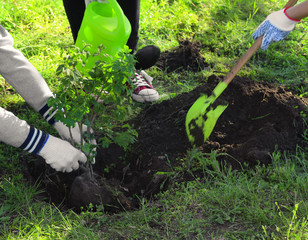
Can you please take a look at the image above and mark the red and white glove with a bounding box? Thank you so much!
[253,7,300,50]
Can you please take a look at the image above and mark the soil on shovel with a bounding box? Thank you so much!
[23,41,308,213]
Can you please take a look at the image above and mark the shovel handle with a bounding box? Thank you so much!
[223,0,298,85]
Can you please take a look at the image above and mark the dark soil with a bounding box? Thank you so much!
[156,40,209,73]
[23,41,308,213]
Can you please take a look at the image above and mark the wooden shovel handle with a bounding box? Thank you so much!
[223,0,298,85]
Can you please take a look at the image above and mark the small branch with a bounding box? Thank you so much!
[64,107,75,146]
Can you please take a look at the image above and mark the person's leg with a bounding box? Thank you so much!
[62,0,86,43]
[117,0,140,52]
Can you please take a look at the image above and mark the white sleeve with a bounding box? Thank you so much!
[0,107,30,148]
[0,25,53,112]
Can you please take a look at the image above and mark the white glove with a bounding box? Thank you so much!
[84,0,105,6]
[54,121,97,163]
[253,8,300,50]
[39,103,97,163]
[53,121,93,145]
[38,135,87,173]
[39,103,97,153]
[0,108,87,173]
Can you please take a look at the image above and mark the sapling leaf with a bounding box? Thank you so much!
[84,119,91,127]
[114,131,136,150]
[101,137,111,149]
[82,143,92,156]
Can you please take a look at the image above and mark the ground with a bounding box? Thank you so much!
[23,41,308,212]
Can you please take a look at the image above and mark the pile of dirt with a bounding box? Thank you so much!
[126,75,307,169]
[156,40,209,73]
[22,41,308,213]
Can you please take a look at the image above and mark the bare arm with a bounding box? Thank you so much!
[286,0,308,20]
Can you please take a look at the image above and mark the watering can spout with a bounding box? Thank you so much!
[76,0,132,70]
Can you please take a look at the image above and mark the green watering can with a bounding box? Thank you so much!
[76,0,131,70]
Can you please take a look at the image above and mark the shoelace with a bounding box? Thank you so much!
[132,71,153,88]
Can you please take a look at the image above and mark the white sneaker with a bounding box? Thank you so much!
[131,70,159,103]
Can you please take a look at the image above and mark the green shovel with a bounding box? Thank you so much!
[185,0,298,146]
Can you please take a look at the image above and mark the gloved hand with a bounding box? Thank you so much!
[38,135,87,173]
[53,121,95,145]
[84,0,104,6]
[39,103,97,163]
[0,107,87,173]
[253,8,300,50]
[54,121,97,163]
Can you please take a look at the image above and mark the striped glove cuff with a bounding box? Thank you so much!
[19,127,49,154]
[39,103,57,125]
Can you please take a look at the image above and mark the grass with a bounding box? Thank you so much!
[0,0,308,239]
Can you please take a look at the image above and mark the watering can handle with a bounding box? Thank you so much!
[223,0,298,85]
[107,0,127,34]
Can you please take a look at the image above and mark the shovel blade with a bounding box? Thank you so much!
[185,81,228,146]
